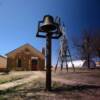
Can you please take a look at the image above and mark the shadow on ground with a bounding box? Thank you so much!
[52,84,100,92]
[0,81,100,100]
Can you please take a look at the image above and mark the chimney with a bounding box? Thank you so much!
[42,47,45,56]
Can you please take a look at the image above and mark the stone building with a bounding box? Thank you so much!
[6,44,45,71]
[0,55,7,68]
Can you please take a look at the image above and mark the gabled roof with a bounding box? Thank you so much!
[6,44,45,59]
[0,55,6,59]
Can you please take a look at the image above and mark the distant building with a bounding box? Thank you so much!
[96,61,100,67]
[67,60,84,68]
[82,60,96,68]
[6,44,45,71]
[0,55,7,68]
[68,59,96,68]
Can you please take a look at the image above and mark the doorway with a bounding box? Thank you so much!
[31,59,38,70]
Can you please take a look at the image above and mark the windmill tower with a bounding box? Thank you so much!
[55,24,75,71]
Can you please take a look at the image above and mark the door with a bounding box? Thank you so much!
[31,59,38,70]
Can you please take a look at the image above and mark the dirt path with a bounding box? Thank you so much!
[0,72,44,91]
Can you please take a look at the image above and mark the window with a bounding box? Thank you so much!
[17,58,22,67]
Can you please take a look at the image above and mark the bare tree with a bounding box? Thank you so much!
[73,30,100,68]
[92,31,100,58]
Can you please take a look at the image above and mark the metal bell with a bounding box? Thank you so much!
[40,15,57,32]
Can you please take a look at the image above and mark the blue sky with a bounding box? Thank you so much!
[0,0,100,64]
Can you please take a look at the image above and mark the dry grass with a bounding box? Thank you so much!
[0,71,33,84]
[0,69,100,100]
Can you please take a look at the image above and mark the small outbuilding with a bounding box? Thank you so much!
[82,60,96,69]
[6,44,45,71]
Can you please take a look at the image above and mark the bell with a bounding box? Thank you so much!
[40,15,57,32]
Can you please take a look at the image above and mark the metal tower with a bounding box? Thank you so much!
[55,25,75,71]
